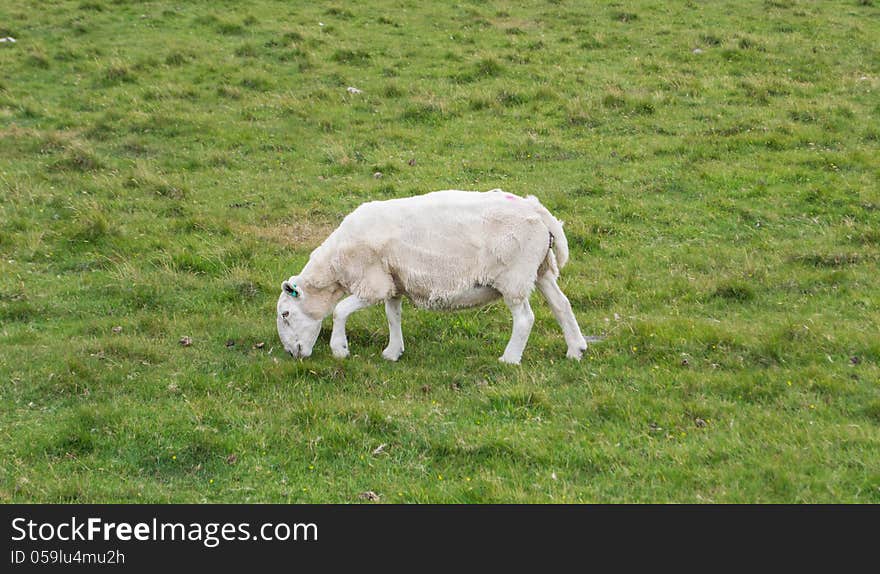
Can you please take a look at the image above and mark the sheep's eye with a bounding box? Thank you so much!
[281,311,290,318]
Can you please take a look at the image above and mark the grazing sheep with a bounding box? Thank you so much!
[276,189,590,364]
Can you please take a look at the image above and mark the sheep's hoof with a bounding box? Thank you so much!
[498,354,521,365]
[382,346,403,361]
[566,346,586,361]
[331,344,349,359]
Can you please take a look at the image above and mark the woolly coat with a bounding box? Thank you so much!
[299,189,569,310]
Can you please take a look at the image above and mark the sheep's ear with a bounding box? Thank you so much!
[282,280,300,298]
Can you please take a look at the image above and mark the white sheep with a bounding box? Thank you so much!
[276,189,591,364]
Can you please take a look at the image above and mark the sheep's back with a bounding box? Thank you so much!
[336,190,548,303]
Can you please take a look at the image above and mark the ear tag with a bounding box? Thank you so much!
[284,282,300,297]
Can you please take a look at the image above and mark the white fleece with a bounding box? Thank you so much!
[301,189,567,307]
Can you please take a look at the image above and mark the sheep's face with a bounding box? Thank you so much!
[277,277,322,358]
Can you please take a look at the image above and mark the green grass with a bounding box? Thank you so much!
[1,0,879,503]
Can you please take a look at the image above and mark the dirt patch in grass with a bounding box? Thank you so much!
[236,220,336,249]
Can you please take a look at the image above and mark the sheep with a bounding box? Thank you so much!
[276,189,591,364]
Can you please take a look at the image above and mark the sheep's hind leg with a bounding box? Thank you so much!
[330,295,373,359]
[499,298,534,365]
[382,297,404,361]
[537,272,589,360]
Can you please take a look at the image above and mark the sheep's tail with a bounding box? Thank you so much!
[526,195,569,269]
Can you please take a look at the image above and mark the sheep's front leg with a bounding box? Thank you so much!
[382,297,404,361]
[499,298,534,365]
[330,295,372,358]
[537,272,588,360]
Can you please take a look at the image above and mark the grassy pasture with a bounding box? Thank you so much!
[0,0,879,502]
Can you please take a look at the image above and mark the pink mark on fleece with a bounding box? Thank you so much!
[504,194,518,200]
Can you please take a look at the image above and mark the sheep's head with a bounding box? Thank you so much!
[277,276,322,358]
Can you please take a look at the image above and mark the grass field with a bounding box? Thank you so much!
[1,0,879,503]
